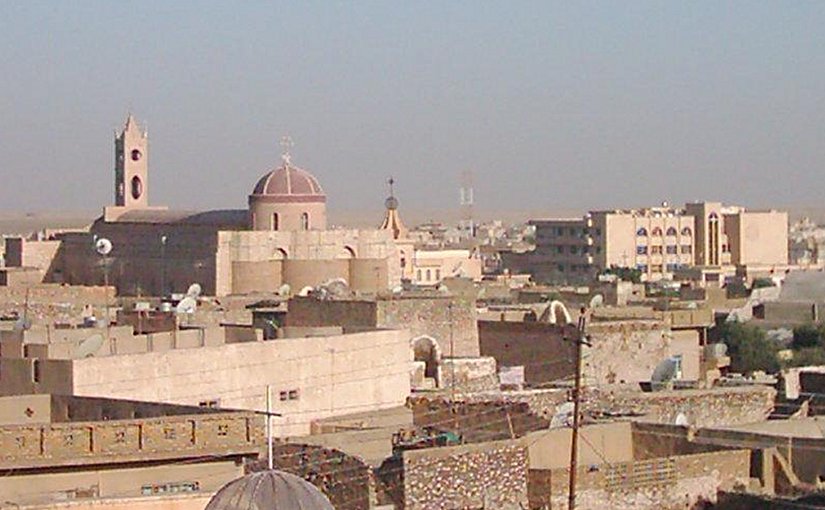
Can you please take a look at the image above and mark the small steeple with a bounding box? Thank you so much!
[380,176,407,239]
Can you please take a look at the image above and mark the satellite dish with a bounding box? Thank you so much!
[278,284,291,297]
[651,357,680,384]
[298,286,314,297]
[550,402,575,428]
[588,294,604,309]
[186,283,202,298]
[76,333,104,358]
[13,316,32,331]
[391,285,403,294]
[674,413,689,426]
[95,238,113,256]
[175,296,197,314]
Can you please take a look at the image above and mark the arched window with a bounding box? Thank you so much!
[300,212,309,230]
[426,269,432,281]
[681,227,692,236]
[636,227,648,236]
[666,227,677,236]
[709,212,719,220]
[417,269,422,281]
[272,213,279,231]
[651,227,663,236]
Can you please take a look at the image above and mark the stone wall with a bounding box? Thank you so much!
[586,386,776,428]
[478,320,577,385]
[479,319,700,388]
[438,357,499,394]
[408,396,549,443]
[528,450,750,510]
[0,285,114,326]
[288,294,480,357]
[249,443,371,510]
[402,439,529,510]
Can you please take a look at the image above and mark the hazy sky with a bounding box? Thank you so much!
[1,2,824,218]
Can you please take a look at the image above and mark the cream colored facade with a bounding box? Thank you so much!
[0,327,412,437]
[411,249,482,286]
[522,202,788,283]
[6,115,402,296]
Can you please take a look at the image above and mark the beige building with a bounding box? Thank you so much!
[513,202,788,283]
[378,180,482,286]
[5,115,402,297]
[0,394,261,508]
[0,323,412,437]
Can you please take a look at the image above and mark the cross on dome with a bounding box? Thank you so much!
[280,135,294,166]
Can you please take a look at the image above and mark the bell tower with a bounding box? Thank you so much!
[114,114,149,208]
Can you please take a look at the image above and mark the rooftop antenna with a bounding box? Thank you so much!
[459,170,475,237]
[95,238,113,344]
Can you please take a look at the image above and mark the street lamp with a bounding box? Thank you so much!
[95,238,113,342]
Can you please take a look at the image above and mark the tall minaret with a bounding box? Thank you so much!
[114,114,149,208]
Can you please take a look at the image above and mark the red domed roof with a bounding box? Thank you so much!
[251,163,326,203]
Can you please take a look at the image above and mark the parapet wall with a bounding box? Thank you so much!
[586,386,776,428]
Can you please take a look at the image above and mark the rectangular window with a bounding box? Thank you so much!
[199,400,219,408]
[569,246,577,254]
[636,264,648,272]
[556,246,564,254]
[288,389,299,400]
[651,246,662,255]
[595,247,602,254]
[651,264,663,272]
[435,269,441,280]
[279,391,288,401]
[32,359,41,383]
[666,245,678,255]
[681,245,692,254]
[557,264,565,272]
[636,245,648,255]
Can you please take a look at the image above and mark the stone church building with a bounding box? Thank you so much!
[10,115,401,296]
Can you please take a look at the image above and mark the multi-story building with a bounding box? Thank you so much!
[509,202,788,283]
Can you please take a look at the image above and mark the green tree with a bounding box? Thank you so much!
[752,278,775,289]
[603,266,642,284]
[792,324,822,350]
[717,322,780,374]
[787,347,825,368]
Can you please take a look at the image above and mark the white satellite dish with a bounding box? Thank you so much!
[298,286,314,297]
[175,296,197,314]
[674,413,689,426]
[278,284,291,297]
[550,401,575,429]
[186,283,202,298]
[391,285,403,294]
[588,294,604,309]
[95,238,113,256]
[76,333,104,358]
[651,357,680,384]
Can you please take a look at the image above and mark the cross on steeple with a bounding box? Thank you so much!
[280,135,294,166]
[387,176,395,198]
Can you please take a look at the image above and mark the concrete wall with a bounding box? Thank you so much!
[0,460,240,508]
[63,330,411,436]
[16,494,212,510]
[527,422,634,470]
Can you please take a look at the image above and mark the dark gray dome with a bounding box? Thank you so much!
[205,471,334,510]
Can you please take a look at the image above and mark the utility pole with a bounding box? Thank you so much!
[567,306,589,510]
[266,384,273,470]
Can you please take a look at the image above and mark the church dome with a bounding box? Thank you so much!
[251,163,325,203]
[205,471,334,510]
